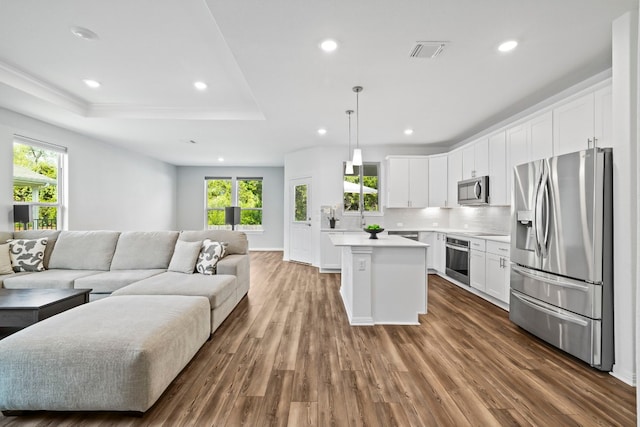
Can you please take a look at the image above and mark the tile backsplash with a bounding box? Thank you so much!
[448,206,511,234]
[321,204,511,235]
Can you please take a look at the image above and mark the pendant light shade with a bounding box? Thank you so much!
[352,148,363,166]
[345,109,355,174]
[352,86,363,166]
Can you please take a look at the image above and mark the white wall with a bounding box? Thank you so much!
[0,108,176,231]
[176,166,284,250]
[612,10,639,386]
[283,144,445,265]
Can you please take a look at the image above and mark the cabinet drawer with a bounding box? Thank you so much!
[469,238,485,251]
[486,241,510,256]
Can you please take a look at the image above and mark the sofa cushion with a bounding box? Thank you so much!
[74,269,166,293]
[0,243,12,275]
[2,269,102,289]
[13,230,61,269]
[168,240,201,274]
[195,239,227,275]
[179,230,248,255]
[110,231,179,270]
[0,232,13,245]
[0,295,210,413]
[111,272,236,309]
[49,231,120,271]
[8,238,47,272]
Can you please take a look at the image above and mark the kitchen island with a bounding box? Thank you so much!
[329,233,429,325]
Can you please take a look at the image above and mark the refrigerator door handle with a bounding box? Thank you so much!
[533,167,544,257]
[512,265,590,292]
[512,291,590,327]
[541,172,550,258]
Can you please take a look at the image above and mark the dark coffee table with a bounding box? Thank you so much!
[0,288,91,338]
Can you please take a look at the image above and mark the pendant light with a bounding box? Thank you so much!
[352,86,363,166]
[345,110,354,174]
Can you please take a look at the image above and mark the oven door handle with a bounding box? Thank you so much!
[446,244,469,252]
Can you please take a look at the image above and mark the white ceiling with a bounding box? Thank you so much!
[0,0,637,166]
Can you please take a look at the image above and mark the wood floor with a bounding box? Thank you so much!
[0,251,636,426]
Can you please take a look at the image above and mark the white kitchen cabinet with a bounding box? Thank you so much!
[553,86,611,156]
[470,250,486,291]
[433,232,447,273]
[419,232,435,269]
[462,139,489,179]
[488,131,508,205]
[428,154,448,207]
[447,150,462,208]
[386,156,429,208]
[506,111,553,203]
[485,241,510,303]
[320,231,342,271]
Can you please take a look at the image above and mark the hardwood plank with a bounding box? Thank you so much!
[0,256,635,427]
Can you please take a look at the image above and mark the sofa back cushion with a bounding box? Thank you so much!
[13,230,61,269]
[111,231,179,270]
[49,231,120,271]
[179,230,248,255]
[0,232,13,245]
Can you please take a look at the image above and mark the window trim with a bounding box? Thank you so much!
[204,176,264,230]
[342,161,383,217]
[13,135,67,231]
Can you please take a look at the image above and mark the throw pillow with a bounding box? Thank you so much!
[0,243,13,275]
[196,239,227,275]
[8,237,48,272]
[168,240,202,274]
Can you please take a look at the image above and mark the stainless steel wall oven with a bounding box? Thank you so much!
[445,236,470,285]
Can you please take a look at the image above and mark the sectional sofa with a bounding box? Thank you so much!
[0,229,250,334]
[0,228,251,414]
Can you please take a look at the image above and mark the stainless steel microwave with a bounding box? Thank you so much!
[458,176,489,205]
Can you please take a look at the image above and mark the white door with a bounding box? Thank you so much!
[290,178,312,264]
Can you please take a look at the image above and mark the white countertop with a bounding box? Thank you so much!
[322,227,510,243]
[329,233,429,248]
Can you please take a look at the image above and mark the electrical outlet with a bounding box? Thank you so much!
[432,222,438,227]
[358,259,366,271]
[396,222,403,227]
[464,224,469,229]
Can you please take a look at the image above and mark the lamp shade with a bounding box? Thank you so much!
[13,205,31,224]
[345,160,354,175]
[225,206,241,229]
[352,148,363,166]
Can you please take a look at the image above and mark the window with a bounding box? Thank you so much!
[205,177,263,230]
[343,162,380,213]
[13,137,66,231]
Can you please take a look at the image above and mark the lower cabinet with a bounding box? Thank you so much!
[433,232,447,273]
[485,241,510,303]
[470,249,486,291]
[320,232,342,271]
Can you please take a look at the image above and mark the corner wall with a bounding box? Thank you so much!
[0,108,177,231]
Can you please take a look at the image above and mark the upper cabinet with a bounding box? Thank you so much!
[428,154,448,207]
[462,139,489,179]
[386,156,429,208]
[447,150,463,208]
[553,86,612,156]
[488,131,508,206]
[506,111,553,199]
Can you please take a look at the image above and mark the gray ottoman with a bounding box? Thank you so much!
[0,295,210,414]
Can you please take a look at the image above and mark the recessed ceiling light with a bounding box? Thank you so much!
[404,129,414,135]
[218,157,224,162]
[194,81,208,91]
[498,40,518,52]
[83,79,101,88]
[320,39,338,52]
[70,26,99,41]
[317,128,327,135]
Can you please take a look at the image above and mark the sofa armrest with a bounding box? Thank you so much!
[216,254,250,299]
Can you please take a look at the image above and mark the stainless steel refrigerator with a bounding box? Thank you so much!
[509,148,613,371]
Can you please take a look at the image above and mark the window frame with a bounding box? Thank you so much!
[12,135,67,231]
[204,176,264,231]
[342,161,382,216]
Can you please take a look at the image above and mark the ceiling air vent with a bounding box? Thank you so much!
[409,41,446,59]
